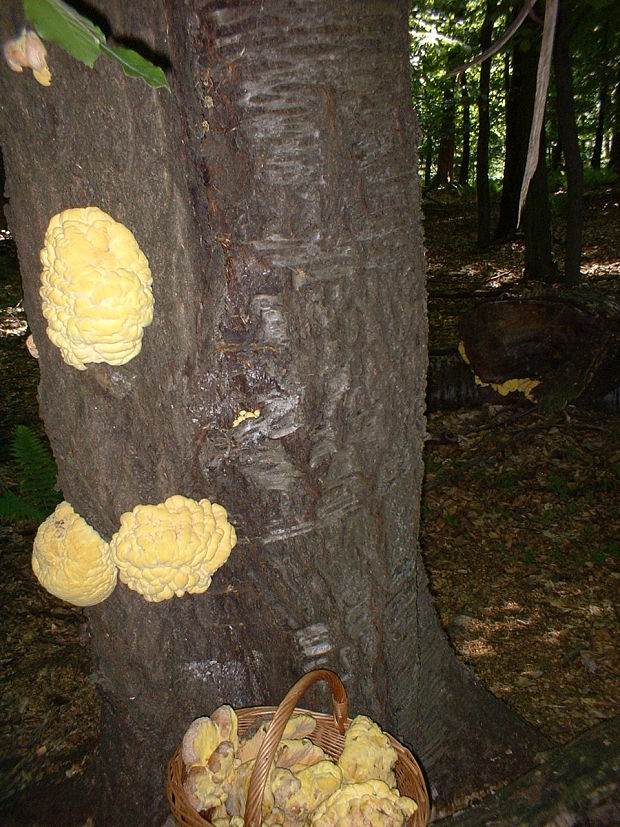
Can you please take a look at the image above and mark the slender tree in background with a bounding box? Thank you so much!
[590,80,608,170]
[590,21,610,169]
[496,7,540,239]
[522,128,557,281]
[476,0,498,246]
[432,74,457,185]
[496,5,556,281]
[609,66,620,174]
[424,135,434,187]
[553,0,583,284]
[458,71,471,186]
[0,0,546,823]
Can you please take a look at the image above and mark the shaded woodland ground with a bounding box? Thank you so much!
[0,181,618,825]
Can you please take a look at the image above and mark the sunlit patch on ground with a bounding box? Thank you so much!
[459,638,497,659]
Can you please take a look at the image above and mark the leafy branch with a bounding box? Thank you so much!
[23,0,170,90]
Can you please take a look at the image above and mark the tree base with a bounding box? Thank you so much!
[434,715,620,826]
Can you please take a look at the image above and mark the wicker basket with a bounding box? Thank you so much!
[166,669,430,827]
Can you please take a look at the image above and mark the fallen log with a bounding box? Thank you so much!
[457,284,620,412]
[434,714,619,826]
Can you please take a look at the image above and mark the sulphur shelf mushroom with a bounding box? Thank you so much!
[310,779,417,827]
[39,207,154,370]
[110,494,237,601]
[32,501,117,606]
[338,714,398,787]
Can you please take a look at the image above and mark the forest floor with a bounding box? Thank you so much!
[0,181,618,826]
[421,180,620,748]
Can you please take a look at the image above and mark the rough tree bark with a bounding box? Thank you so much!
[0,1,546,824]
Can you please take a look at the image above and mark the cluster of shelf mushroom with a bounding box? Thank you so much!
[29,208,237,607]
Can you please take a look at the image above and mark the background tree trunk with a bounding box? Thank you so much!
[493,5,555,280]
[607,66,620,174]
[424,136,434,187]
[0,1,547,823]
[458,72,470,187]
[432,77,457,186]
[590,19,610,169]
[476,0,497,246]
[522,129,557,282]
[591,83,608,170]
[495,9,542,240]
[553,0,583,285]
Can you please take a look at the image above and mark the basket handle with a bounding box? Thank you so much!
[243,669,348,827]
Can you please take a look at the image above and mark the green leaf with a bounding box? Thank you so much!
[104,45,170,91]
[24,0,104,68]
[23,0,170,91]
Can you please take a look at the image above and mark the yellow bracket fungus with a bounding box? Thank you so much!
[458,341,540,401]
[3,28,51,86]
[232,409,260,428]
[40,207,154,370]
[475,374,541,400]
[32,501,117,606]
[110,494,237,602]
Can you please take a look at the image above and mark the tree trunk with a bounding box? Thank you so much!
[607,66,620,174]
[551,137,563,170]
[0,1,547,824]
[495,9,541,240]
[424,136,433,188]
[591,85,608,169]
[458,73,470,187]
[432,77,457,186]
[590,21,610,169]
[522,129,557,282]
[553,0,583,285]
[476,0,497,246]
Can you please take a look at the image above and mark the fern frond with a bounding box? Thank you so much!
[0,426,62,524]
[11,425,60,505]
[0,489,48,525]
